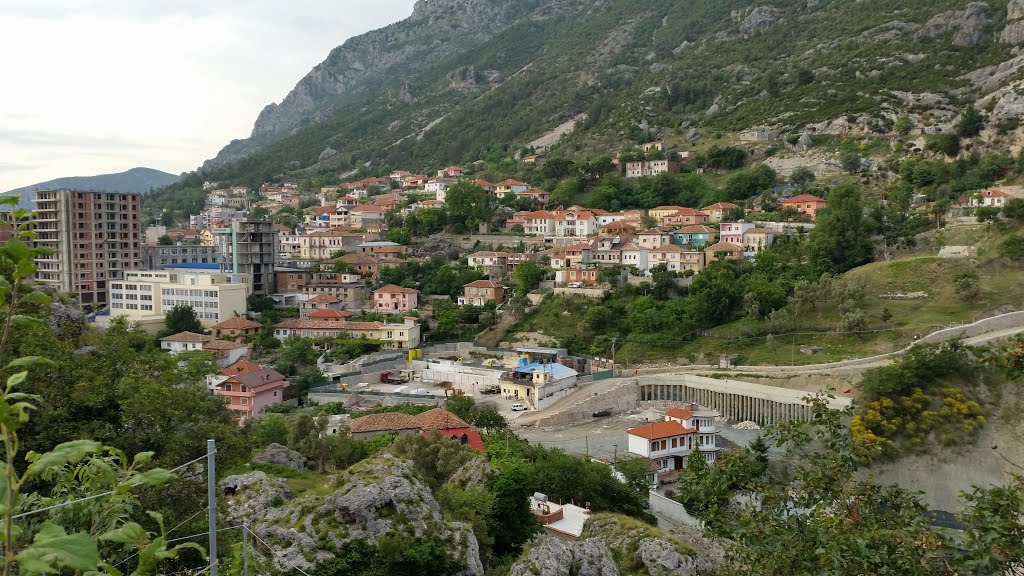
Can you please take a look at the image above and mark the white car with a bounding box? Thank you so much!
[511,402,528,411]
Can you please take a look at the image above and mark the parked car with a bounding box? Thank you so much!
[511,402,528,411]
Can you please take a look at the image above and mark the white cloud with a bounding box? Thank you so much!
[0,0,417,190]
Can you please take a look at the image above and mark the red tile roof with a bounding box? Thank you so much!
[218,361,262,376]
[425,428,485,451]
[374,284,417,294]
[212,317,262,331]
[307,309,353,320]
[705,241,743,252]
[464,280,503,289]
[349,412,422,433]
[702,202,739,211]
[665,407,694,420]
[305,294,341,303]
[417,408,469,431]
[627,420,695,440]
[203,339,248,351]
[783,194,826,203]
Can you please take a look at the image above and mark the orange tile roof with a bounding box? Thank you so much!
[665,407,694,420]
[203,339,248,351]
[417,408,469,431]
[374,284,417,294]
[305,294,341,303]
[702,202,739,211]
[212,316,262,330]
[783,194,826,203]
[349,412,422,433]
[218,360,262,376]
[676,225,719,234]
[705,241,743,252]
[464,280,503,289]
[627,420,695,440]
[307,309,353,320]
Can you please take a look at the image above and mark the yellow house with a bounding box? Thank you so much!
[199,229,217,246]
[648,206,684,220]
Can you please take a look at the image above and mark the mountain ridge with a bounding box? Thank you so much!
[2,167,180,210]
[194,0,1024,186]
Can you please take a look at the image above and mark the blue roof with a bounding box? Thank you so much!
[511,362,578,379]
[165,262,222,270]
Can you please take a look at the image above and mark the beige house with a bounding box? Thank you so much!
[459,280,507,306]
[373,285,419,312]
[649,244,705,274]
[273,317,421,348]
[700,202,740,223]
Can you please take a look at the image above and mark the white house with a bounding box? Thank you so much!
[973,189,1011,208]
[626,405,721,481]
[159,332,214,354]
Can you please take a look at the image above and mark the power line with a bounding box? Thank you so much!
[12,451,216,520]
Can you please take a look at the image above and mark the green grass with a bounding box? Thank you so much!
[224,462,335,497]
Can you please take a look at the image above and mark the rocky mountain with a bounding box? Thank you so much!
[2,167,179,209]
[200,0,1024,183]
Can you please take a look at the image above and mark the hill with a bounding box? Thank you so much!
[2,167,179,209]
[197,0,1024,185]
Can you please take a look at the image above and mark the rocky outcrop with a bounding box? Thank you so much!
[220,471,294,526]
[447,66,504,90]
[739,6,778,35]
[916,3,992,47]
[447,457,492,488]
[509,537,619,576]
[253,443,307,471]
[580,513,724,576]
[204,0,529,169]
[249,454,483,575]
[1001,0,1024,43]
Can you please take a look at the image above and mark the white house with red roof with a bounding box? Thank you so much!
[971,189,1011,208]
[626,405,721,480]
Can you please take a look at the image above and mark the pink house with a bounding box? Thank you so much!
[373,284,419,312]
[215,365,288,421]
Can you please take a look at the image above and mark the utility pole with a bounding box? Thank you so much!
[610,337,618,374]
[207,439,218,576]
[585,436,589,457]
[613,444,618,464]
[242,523,249,576]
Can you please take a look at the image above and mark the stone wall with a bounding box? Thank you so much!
[552,287,606,299]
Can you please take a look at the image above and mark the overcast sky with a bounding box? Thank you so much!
[0,0,417,191]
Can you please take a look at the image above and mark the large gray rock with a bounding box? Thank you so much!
[1010,0,1024,20]
[251,454,483,575]
[916,3,992,47]
[1001,20,1024,44]
[740,6,778,35]
[253,443,306,471]
[509,537,619,576]
[220,471,294,526]
[447,457,492,488]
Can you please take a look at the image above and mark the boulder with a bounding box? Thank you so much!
[253,443,306,471]
[917,3,992,47]
[447,457,492,488]
[220,471,293,526]
[251,454,484,575]
[509,537,620,576]
[580,513,725,576]
[1010,0,1024,20]
[1001,20,1024,44]
[318,147,338,161]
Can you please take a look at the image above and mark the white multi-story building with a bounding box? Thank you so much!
[626,405,721,481]
[106,270,248,330]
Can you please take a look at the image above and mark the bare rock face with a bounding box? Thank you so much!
[580,513,725,576]
[220,471,294,526]
[739,6,778,35]
[250,454,483,575]
[1010,0,1024,21]
[916,3,992,47]
[414,233,461,261]
[253,443,307,471]
[509,537,620,576]
[447,66,505,90]
[447,457,492,488]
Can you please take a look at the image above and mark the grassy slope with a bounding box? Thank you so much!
[509,222,1024,365]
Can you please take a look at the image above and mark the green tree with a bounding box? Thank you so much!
[999,234,1024,262]
[925,133,961,156]
[487,461,539,556]
[894,113,914,136]
[840,152,863,174]
[1002,198,1024,220]
[444,182,496,232]
[789,166,815,186]
[615,457,654,497]
[957,104,985,137]
[158,305,202,337]
[253,413,290,447]
[157,235,172,246]
[808,185,874,275]
[513,260,545,294]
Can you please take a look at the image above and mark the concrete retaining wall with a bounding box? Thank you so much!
[414,359,505,391]
[552,287,606,299]
[533,381,639,427]
[648,491,704,529]
[639,374,852,426]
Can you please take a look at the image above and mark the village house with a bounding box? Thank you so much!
[781,194,827,221]
[516,188,550,205]
[565,264,600,286]
[425,178,455,201]
[494,179,531,198]
[459,280,507,306]
[203,339,250,368]
[518,211,557,236]
[553,210,599,238]
[298,229,365,260]
[529,495,591,539]
[626,405,722,482]
[661,208,710,226]
[637,228,673,250]
[649,244,705,274]
[971,189,1011,208]
[390,170,413,182]
[348,408,484,451]
[336,195,360,209]
[624,160,681,178]
[671,225,718,248]
[348,204,386,228]
[500,361,579,410]
[704,241,744,262]
[273,317,421,348]
[373,285,419,312]
[159,332,213,354]
[437,166,465,178]
[701,202,740,223]
[642,140,667,153]
[741,228,776,257]
[648,206,684,220]
[720,222,756,246]
[299,294,346,316]
[211,316,263,340]
[472,179,496,194]
[591,235,632,264]
[215,365,288,422]
[599,221,636,236]
[620,242,650,273]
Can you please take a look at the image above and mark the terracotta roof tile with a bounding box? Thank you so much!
[349,412,422,433]
[374,284,418,294]
[160,332,213,343]
[212,317,262,330]
[218,361,262,376]
[627,420,695,440]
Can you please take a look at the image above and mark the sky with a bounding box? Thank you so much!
[0,0,418,191]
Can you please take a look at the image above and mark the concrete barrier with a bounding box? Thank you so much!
[648,491,704,529]
[533,381,639,427]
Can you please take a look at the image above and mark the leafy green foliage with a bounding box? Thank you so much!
[156,305,202,339]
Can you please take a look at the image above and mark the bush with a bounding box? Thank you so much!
[925,133,961,157]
